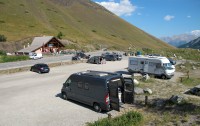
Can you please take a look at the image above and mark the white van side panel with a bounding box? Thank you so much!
[128,56,174,78]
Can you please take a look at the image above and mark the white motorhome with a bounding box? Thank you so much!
[29,52,43,59]
[128,56,175,79]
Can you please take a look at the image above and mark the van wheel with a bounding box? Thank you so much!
[62,93,68,100]
[93,103,101,112]
[161,75,166,79]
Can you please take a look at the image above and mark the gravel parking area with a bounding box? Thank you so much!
[0,60,128,126]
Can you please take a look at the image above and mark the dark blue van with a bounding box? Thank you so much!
[61,71,134,112]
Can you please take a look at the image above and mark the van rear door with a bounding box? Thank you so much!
[108,79,120,111]
[123,77,134,104]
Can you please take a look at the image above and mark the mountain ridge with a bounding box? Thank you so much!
[179,37,200,49]
[0,0,173,50]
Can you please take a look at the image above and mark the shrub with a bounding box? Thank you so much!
[0,55,29,63]
[111,34,116,37]
[0,50,7,56]
[0,2,5,4]
[92,30,96,33]
[57,31,63,39]
[87,111,143,126]
[0,20,5,23]
[0,34,7,42]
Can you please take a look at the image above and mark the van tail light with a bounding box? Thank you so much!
[105,94,109,105]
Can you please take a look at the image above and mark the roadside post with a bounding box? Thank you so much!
[132,73,135,104]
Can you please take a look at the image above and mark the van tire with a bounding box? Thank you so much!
[62,93,68,100]
[93,103,101,112]
[161,75,166,79]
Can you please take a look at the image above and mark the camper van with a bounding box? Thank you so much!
[128,56,175,79]
[29,52,43,59]
[61,70,134,112]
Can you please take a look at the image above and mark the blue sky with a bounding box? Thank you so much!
[93,0,200,38]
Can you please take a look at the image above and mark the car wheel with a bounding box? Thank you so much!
[93,103,101,112]
[161,75,166,79]
[62,93,68,100]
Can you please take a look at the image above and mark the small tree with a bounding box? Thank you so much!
[57,32,63,39]
[0,34,6,42]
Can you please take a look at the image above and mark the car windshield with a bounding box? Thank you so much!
[163,63,173,70]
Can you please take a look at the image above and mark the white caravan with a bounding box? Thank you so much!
[128,56,175,79]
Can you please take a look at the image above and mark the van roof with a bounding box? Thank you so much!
[129,56,170,62]
[74,70,121,79]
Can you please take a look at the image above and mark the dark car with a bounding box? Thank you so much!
[115,54,122,61]
[104,54,117,61]
[72,56,81,61]
[30,63,50,74]
[87,56,103,64]
[168,58,176,65]
[101,52,110,57]
[76,52,90,59]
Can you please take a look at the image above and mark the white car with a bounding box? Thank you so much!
[29,53,43,60]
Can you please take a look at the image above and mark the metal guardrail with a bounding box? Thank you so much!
[0,59,87,75]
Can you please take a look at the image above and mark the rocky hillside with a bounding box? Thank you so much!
[179,37,200,49]
[0,0,173,50]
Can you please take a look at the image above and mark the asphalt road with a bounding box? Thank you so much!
[0,59,128,126]
[0,51,105,70]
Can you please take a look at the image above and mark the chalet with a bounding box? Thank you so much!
[17,36,65,55]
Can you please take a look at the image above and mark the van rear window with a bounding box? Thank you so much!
[110,78,122,87]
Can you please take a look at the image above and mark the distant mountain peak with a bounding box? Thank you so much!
[179,36,200,49]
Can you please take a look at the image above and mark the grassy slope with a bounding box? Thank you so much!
[0,0,174,49]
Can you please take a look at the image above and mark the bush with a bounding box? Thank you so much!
[0,34,7,42]
[92,30,97,33]
[0,55,29,63]
[57,31,63,39]
[87,111,143,126]
[0,50,7,55]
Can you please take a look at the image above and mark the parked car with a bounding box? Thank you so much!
[76,52,90,59]
[104,54,117,61]
[168,58,176,65]
[29,52,43,59]
[101,52,110,57]
[30,63,50,74]
[72,56,81,61]
[115,54,122,61]
[87,56,101,64]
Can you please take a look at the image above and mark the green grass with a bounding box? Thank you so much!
[180,77,200,87]
[0,55,29,63]
[87,111,143,126]
[140,48,200,61]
